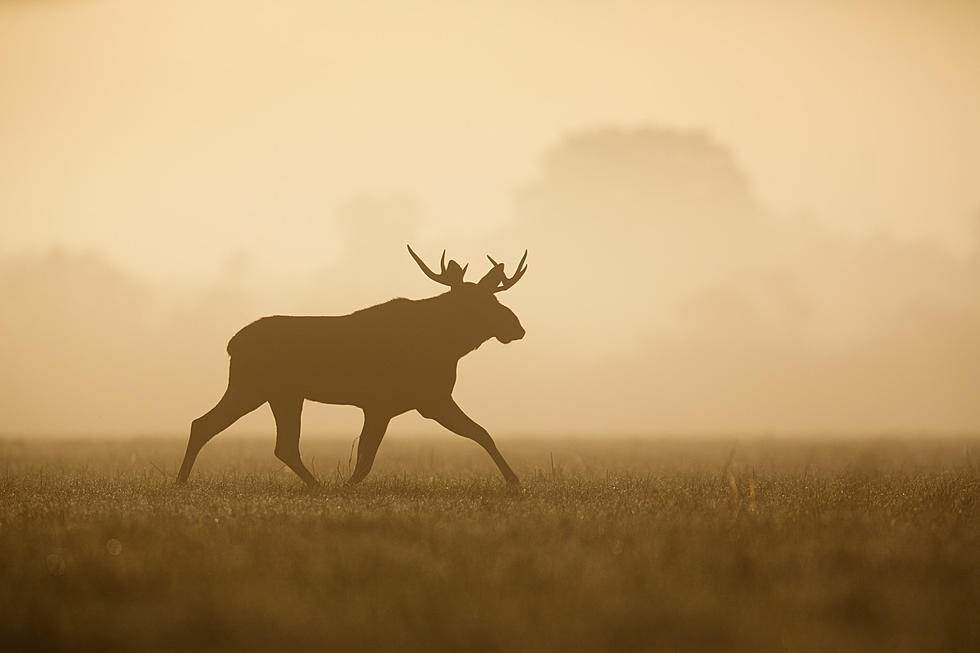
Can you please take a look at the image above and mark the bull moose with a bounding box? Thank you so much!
[176,245,527,487]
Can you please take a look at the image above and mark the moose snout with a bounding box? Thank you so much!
[494,301,525,344]
[497,322,525,344]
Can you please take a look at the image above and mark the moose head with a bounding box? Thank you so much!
[407,245,527,344]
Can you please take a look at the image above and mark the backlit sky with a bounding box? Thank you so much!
[1,1,979,435]
[2,0,979,281]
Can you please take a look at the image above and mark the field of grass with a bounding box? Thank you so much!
[1,435,979,652]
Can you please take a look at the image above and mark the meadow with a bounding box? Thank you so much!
[1,435,978,652]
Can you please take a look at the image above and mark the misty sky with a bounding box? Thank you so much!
[1,1,979,436]
[2,1,979,281]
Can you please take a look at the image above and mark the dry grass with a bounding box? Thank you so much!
[1,435,979,652]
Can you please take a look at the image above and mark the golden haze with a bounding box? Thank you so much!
[1,1,978,435]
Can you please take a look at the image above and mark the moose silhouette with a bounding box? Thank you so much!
[177,245,527,487]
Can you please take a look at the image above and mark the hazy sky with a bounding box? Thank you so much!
[2,1,979,435]
[2,0,979,281]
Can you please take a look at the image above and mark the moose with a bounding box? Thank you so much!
[176,245,527,487]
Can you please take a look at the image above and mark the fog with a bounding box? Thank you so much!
[1,2,978,435]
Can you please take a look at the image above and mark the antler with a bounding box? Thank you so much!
[482,250,528,293]
[407,244,468,288]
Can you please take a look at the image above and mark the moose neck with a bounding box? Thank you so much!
[424,292,494,361]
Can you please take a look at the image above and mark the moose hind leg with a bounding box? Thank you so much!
[270,397,317,487]
[177,388,264,483]
[423,399,520,485]
[348,412,392,484]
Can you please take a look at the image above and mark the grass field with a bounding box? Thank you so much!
[1,435,979,652]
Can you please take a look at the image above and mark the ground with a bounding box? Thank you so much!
[1,435,978,652]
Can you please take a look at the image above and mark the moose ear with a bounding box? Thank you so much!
[445,260,468,288]
[477,262,505,290]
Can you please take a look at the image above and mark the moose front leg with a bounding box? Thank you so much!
[421,399,520,486]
